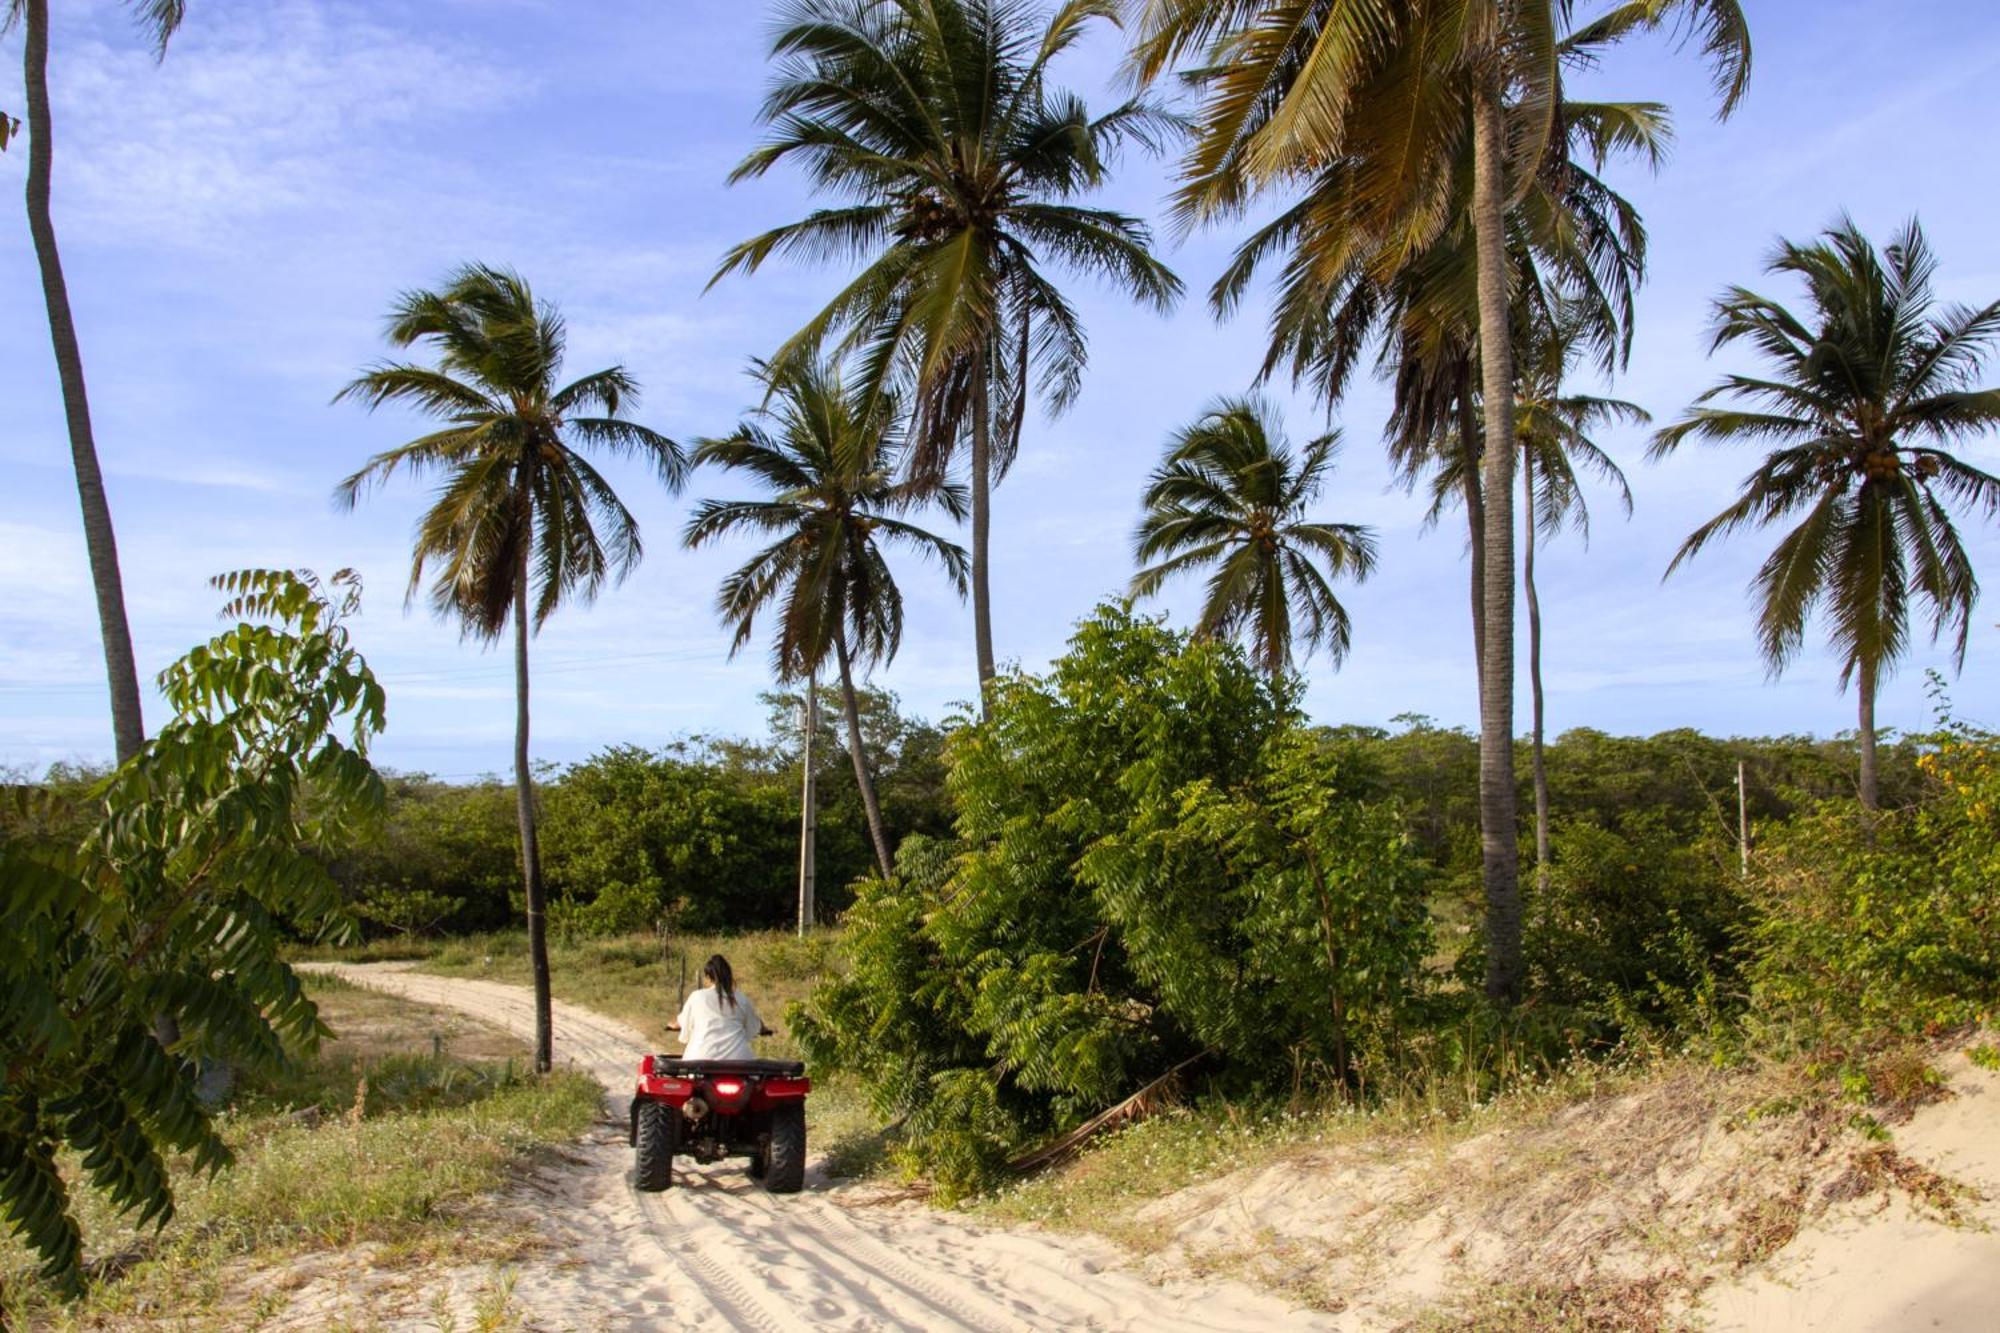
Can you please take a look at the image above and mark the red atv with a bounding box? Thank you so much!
[630,1056,812,1193]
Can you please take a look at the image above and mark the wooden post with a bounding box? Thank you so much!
[798,674,818,936]
[1736,759,1750,878]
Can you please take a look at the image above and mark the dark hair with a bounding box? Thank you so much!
[703,954,736,1009]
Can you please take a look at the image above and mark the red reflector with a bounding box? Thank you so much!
[641,1055,657,1076]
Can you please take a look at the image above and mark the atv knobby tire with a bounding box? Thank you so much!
[635,1101,677,1192]
[763,1102,805,1194]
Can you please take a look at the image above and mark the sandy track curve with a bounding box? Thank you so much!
[307,962,1339,1332]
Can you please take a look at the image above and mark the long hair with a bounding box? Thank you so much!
[703,954,736,1009]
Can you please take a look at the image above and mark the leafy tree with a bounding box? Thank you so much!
[1129,0,1750,1002]
[6,0,190,761]
[540,745,800,934]
[320,773,519,936]
[684,359,968,879]
[1130,395,1377,682]
[335,264,686,1070]
[1653,219,2000,810]
[1748,720,2000,1043]
[714,0,1181,708]
[794,607,1429,1198]
[0,569,382,1294]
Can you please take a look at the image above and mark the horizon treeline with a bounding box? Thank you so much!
[7,689,1924,943]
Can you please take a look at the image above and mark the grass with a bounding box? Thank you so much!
[0,976,600,1329]
[1404,1276,1700,1332]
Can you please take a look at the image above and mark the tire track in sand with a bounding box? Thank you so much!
[304,962,1338,1332]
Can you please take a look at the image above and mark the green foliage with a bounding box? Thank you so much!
[794,608,1430,1200]
[311,688,952,940]
[0,570,383,1295]
[540,744,797,934]
[1524,813,1744,1033]
[319,773,516,936]
[1746,730,2000,1043]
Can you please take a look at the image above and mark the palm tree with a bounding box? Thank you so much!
[1428,309,1642,887]
[8,0,191,762]
[1212,88,1664,706]
[1128,0,1748,1001]
[685,359,969,881]
[1131,396,1377,683]
[336,265,686,1070]
[1653,219,2000,811]
[713,0,1181,712]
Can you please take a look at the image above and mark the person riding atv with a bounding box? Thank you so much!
[665,954,772,1056]
[636,953,809,1192]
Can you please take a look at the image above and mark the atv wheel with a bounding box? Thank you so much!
[763,1101,805,1194]
[635,1101,676,1192]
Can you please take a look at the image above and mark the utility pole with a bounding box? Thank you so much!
[1736,759,1750,878]
[797,673,818,936]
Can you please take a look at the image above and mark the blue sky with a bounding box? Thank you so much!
[5,1,2000,778]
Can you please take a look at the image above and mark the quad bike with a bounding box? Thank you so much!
[630,1055,811,1193]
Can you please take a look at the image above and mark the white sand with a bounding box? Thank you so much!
[1698,1044,2000,1332]
[303,962,1342,1332]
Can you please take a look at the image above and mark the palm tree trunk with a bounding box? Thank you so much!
[1857,661,1880,812]
[1524,450,1550,897]
[1458,386,1486,710]
[970,359,997,714]
[513,546,553,1073]
[797,673,819,935]
[1470,76,1523,1004]
[23,0,145,764]
[835,628,895,881]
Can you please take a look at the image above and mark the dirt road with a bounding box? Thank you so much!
[308,962,1341,1332]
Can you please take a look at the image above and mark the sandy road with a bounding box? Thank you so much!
[306,962,1341,1332]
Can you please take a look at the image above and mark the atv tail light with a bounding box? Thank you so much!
[712,1079,744,1097]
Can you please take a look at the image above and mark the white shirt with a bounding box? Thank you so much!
[676,986,762,1061]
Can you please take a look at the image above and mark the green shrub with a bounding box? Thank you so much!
[1747,732,2000,1044]
[1524,812,1749,1038]
[793,608,1431,1200]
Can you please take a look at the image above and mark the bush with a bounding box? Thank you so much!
[1524,812,1748,1037]
[793,608,1431,1200]
[1747,730,2000,1044]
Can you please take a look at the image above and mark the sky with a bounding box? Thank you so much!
[5,1,2000,779]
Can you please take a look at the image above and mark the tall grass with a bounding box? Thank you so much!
[0,981,600,1327]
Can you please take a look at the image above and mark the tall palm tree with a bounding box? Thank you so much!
[1129,0,1748,1001]
[1131,396,1377,683]
[8,0,192,762]
[336,265,686,1070]
[713,0,1181,712]
[685,359,969,881]
[1653,219,2000,811]
[1428,308,1642,887]
[1212,87,1664,705]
